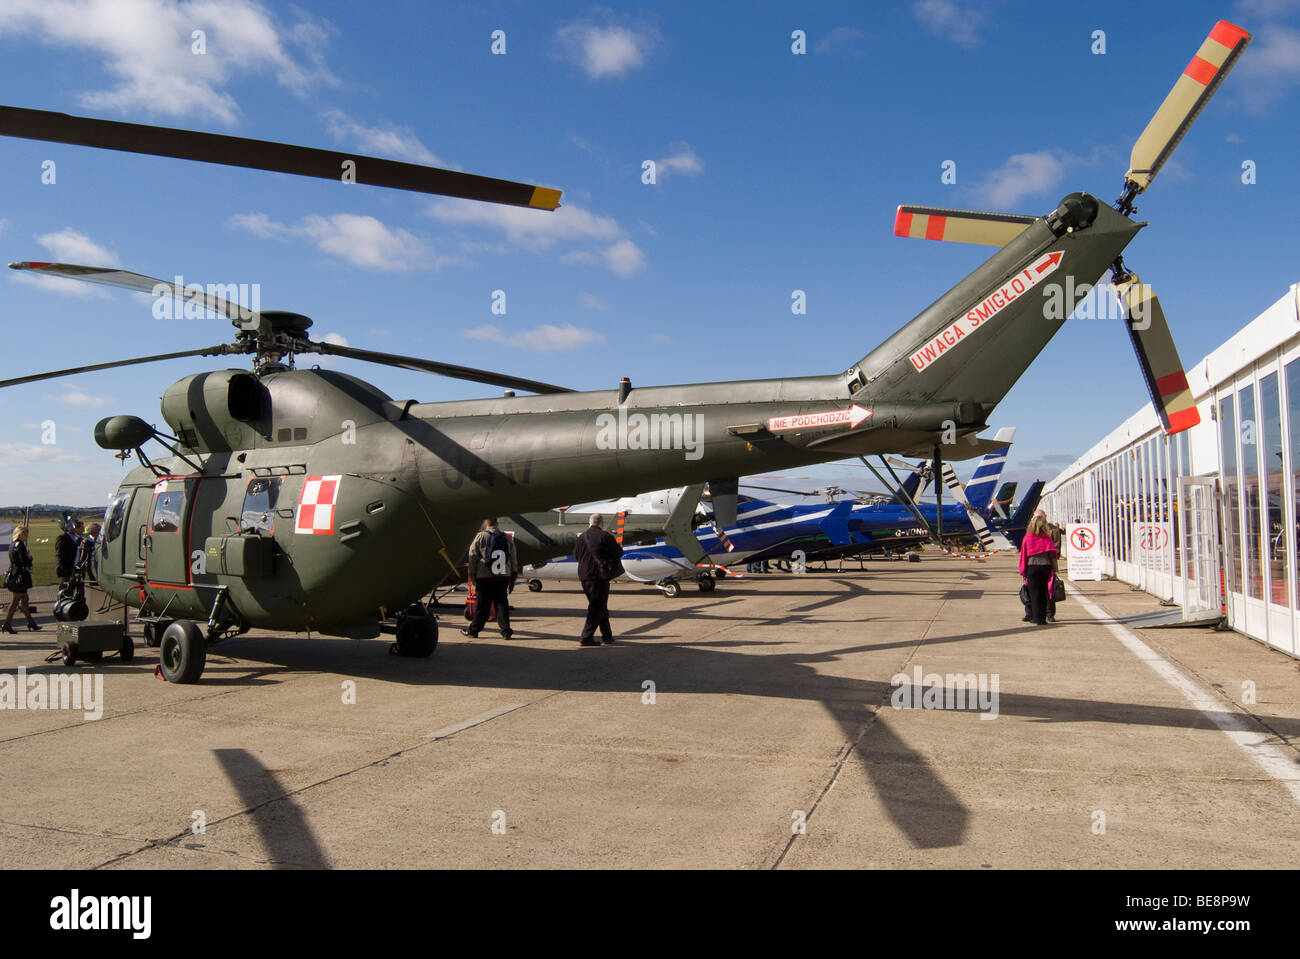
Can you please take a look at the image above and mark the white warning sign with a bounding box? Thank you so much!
[1066,523,1102,582]
[767,405,872,433]
[910,251,1064,373]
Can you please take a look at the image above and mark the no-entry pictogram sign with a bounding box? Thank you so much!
[1067,522,1102,582]
[1070,527,1096,552]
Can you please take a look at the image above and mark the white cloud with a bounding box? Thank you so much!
[555,17,658,79]
[1226,132,1244,143]
[0,0,338,125]
[60,388,112,409]
[322,109,441,165]
[579,292,610,311]
[11,271,107,299]
[228,212,286,239]
[655,142,703,178]
[465,323,605,352]
[426,198,643,276]
[815,26,864,55]
[35,228,118,265]
[230,212,451,271]
[1236,0,1300,16]
[0,444,88,465]
[321,332,348,347]
[1235,25,1300,113]
[9,230,118,297]
[974,151,1069,209]
[913,0,985,48]
[427,199,619,249]
[601,239,645,276]
[560,240,646,277]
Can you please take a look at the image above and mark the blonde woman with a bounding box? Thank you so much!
[2,525,40,632]
[1018,510,1058,626]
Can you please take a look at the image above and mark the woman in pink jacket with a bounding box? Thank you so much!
[1019,510,1059,626]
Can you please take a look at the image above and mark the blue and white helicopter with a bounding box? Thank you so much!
[523,429,1034,596]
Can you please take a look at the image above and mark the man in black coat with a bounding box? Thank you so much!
[572,513,623,646]
[54,520,82,585]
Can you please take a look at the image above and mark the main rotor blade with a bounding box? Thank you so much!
[739,483,826,497]
[0,344,243,389]
[0,105,562,210]
[306,340,571,395]
[894,206,1036,247]
[1112,274,1200,434]
[8,261,267,334]
[1125,21,1251,196]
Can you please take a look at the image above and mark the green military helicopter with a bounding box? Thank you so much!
[0,21,1250,682]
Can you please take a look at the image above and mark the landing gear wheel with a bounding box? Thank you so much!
[120,635,135,662]
[697,576,716,593]
[395,609,438,658]
[661,580,681,598]
[61,643,77,667]
[528,579,543,592]
[158,620,207,683]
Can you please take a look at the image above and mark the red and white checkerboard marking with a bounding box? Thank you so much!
[295,475,342,535]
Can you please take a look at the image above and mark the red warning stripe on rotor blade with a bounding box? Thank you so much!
[1155,370,1190,397]
[1166,407,1200,433]
[1183,55,1218,86]
[1208,20,1251,50]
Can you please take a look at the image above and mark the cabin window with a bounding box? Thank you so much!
[241,477,281,534]
[151,489,183,533]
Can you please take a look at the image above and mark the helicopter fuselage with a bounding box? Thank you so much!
[93,199,1137,639]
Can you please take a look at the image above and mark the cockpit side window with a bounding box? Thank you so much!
[103,492,129,543]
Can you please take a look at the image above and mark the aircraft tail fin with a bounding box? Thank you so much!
[962,427,1015,510]
[992,481,1018,519]
[1004,480,1046,547]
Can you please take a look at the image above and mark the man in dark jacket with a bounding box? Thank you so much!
[462,518,519,639]
[573,513,623,646]
[54,520,82,585]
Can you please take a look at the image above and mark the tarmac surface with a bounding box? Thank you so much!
[1,552,1298,869]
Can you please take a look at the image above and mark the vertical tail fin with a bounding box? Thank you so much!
[1004,480,1045,547]
[962,427,1016,510]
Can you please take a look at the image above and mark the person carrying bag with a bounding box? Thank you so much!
[1018,510,1059,627]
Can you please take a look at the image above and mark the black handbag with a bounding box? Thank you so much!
[1018,584,1030,605]
[4,565,29,591]
[1050,575,1066,603]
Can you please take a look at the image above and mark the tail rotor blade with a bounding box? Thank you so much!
[1113,274,1200,434]
[1124,21,1251,200]
[894,205,1036,247]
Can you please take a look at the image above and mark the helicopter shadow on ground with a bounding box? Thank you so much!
[195,612,1300,851]
[210,747,329,869]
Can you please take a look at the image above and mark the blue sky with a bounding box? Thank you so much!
[0,0,1297,506]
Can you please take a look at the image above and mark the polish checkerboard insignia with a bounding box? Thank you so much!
[295,475,341,535]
